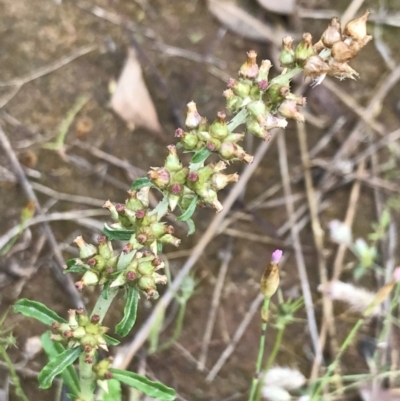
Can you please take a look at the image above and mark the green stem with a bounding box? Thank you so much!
[0,347,29,401]
[248,297,270,401]
[79,353,95,401]
[265,325,285,371]
[90,287,119,323]
[311,318,364,400]
[158,301,187,351]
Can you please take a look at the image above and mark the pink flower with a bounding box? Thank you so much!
[271,249,283,264]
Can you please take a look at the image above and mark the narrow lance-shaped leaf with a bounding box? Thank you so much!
[177,195,198,222]
[185,218,195,236]
[110,369,176,401]
[41,332,80,397]
[100,379,122,401]
[104,224,135,241]
[131,177,153,190]
[14,299,66,326]
[115,287,139,337]
[38,346,82,389]
[190,147,212,164]
[104,334,120,346]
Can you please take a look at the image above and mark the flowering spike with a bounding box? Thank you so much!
[261,250,282,298]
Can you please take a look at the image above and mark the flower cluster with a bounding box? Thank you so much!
[70,235,167,299]
[149,143,239,212]
[301,11,371,85]
[51,309,109,364]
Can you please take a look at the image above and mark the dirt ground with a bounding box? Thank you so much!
[1,0,400,400]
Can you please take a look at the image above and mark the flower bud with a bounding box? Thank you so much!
[228,79,251,98]
[331,41,355,63]
[279,36,295,68]
[171,167,189,185]
[148,167,170,189]
[247,100,267,121]
[165,145,182,172]
[126,191,145,212]
[177,130,198,150]
[75,270,99,290]
[239,50,259,79]
[211,172,239,190]
[206,138,221,152]
[278,100,305,122]
[210,112,230,140]
[257,60,272,82]
[266,84,290,105]
[223,89,241,112]
[219,142,254,164]
[159,234,181,247]
[344,10,370,42]
[138,275,156,292]
[74,236,97,259]
[321,17,342,48]
[246,117,270,141]
[98,239,113,260]
[153,273,168,285]
[103,200,119,221]
[295,33,315,66]
[261,249,282,298]
[257,80,268,91]
[185,101,202,129]
[138,261,155,276]
[264,113,288,130]
[224,133,245,143]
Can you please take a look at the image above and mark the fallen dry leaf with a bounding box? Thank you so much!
[256,0,295,15]
[207,0,287,46]
[111,48,163,135]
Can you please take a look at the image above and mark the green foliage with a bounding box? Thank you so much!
[110,369,176,401]
[115,287,139,337]
[14,299,66,325]
[41,332,80,397]
[38,346,82,389]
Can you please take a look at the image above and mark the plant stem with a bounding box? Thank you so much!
[248,297,270,401]
[265,325,285,371]
[79,353,95,401]
[311,318,364,400]
[91,287,119,323]
[158,301,187,351]
[0,347,29,401]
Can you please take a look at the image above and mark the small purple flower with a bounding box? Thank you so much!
[271,249,283,264]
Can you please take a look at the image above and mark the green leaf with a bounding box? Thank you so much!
[117,250,137,271]
[190,147,211,164]
[100,379,122,401]
[38,346,81,389]
[157,242,163,254]
[186,219,195,236]
[177,195,198,222]
[131,177,153,190]
[104,334,120,346]
[101,282,111,300]
[110,369,176,401]
[14,299,66,325]
[148,195,169,220]
[64,259,87,274]
[115,287,139,337]
[41,332,80,397]
[104,224,135,241]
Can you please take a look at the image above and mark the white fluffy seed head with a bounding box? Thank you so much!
[263,366,306,391]
[262,386,291,401]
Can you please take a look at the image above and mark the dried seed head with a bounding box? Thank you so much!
[321,17,342,48]
[344,10,370,42]
[303,55,330,80]
[331,41,355,63]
